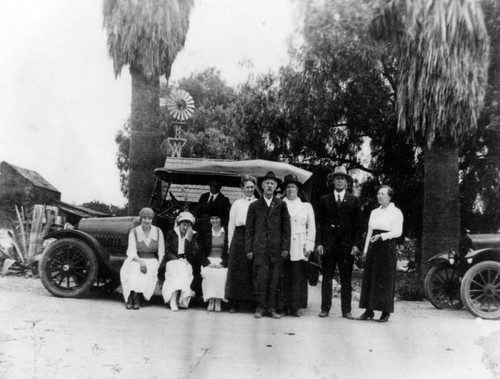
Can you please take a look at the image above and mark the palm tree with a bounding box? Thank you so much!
[373,0,490,275]
[103,0,194,214]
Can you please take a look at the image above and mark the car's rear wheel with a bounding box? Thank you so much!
[424,261,463,309]
[40,238,97,298]
[460,261,500,320]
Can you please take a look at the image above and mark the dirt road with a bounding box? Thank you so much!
[1,276,499,379]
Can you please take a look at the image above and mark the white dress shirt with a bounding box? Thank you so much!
[228,196,257,246]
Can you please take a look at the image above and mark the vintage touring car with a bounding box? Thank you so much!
[39,159,313,298]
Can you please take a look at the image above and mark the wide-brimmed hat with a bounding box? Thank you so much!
[330,166,351,179]
[177,211,195,226]
[281,174,302,190]
[258,171,282,187]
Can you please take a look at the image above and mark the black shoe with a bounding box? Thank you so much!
[126,292,134,310]
[357,310,374,320]
[254,310,263,318]
[290,309,300,317]
[319,310,329,318]
[132,292,141,310]
[270,312,282,319]
[342,312,354,319]
[378,312,390,322]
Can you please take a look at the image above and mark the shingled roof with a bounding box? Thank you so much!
[3,162,60,194]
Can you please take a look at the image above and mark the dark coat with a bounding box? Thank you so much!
[245,197,291,265]
[201,230,229,268]
[316,191,362,253]
[194,192,231,226]
[157,230,199,281]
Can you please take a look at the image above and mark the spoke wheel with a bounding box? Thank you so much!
[424,262,463,309]
[40,238,97,298]
[460,261,500,320]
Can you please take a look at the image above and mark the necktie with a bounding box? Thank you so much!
[337,194,341,206]
[208,195,214,207]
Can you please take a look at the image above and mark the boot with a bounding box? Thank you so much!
[357,310,374,321]
[132,292,141,310]
[126,291,134,310]
[378,312,390,322]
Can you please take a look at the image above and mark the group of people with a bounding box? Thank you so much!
[119,166,403,323]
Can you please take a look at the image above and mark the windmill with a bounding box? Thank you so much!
[161,89,195,157]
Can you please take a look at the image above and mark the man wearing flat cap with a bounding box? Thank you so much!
[245,171,291,319]
[316,166,362,319]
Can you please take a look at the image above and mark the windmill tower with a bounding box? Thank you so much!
[162,89,195,157]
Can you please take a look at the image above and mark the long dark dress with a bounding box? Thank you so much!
[359,230,397,313]
[225,226,254,303]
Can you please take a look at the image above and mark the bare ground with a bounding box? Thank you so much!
[1,275,499,379]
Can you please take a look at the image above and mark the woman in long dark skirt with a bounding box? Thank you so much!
[225,175,257,312]
[358,185,403,322]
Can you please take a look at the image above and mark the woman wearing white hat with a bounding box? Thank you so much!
[158,211,198,311]
[120,207,164,310]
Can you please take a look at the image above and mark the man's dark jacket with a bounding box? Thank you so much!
[194,192,231,225]
[316,191,362,254]
[245,196,291,265]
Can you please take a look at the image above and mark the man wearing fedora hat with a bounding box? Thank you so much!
[246,171,291,319]
[316,166,362,319]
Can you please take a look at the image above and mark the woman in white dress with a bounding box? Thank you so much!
[225,174,258,313]
[201,209,229,312]
[158,212,198,311]
[280,175,316,317]
[120,207,164,310]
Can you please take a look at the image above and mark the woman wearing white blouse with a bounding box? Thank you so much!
[358,185,403,322]
[225,174,258,312]
[120,207,165,310]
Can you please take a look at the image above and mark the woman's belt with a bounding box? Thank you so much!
[137,251,158,259]
[371,230,391,244]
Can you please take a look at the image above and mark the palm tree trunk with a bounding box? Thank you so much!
[421,140,460,277]
[128,67,163,215]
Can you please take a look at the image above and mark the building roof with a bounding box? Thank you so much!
[2,162,60,193]
[54,200,111,218]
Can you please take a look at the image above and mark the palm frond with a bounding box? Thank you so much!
[374,0,490,147]
[103,0,195,80]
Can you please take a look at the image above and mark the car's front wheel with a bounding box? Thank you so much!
[460,261,500,320]
[39,238,98,298]
[424,261,463,309]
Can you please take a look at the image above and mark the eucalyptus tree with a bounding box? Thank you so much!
[372,0,490,275]
[103,0,194,214]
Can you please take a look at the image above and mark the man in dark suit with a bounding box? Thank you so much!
[246,171,291,319]
[193,179,231,300]
[316,166,362,319]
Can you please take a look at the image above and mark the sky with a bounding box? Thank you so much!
[0,0,296,207]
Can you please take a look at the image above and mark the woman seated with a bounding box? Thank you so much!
[158,212,198,311]
[201,209,229,312]
[120,207,164,310]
